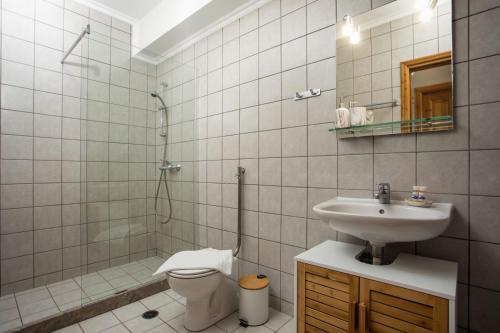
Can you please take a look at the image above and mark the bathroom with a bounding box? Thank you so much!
[0,0,498,331]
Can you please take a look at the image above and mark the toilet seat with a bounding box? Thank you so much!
[167,268,218,279]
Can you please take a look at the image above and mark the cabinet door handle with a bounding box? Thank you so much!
[358,302,367,332]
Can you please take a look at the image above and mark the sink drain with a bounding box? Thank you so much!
[142,310,159,319]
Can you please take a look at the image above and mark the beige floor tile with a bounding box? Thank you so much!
[264,308,292,331]
[124,315,164,333]
[157,301,185,322]
[112,301,148,322]
[140,292,174,310]
[79,312,120,333]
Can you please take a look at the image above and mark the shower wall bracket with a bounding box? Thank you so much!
[61,24,90,64]
[294,88,321,101]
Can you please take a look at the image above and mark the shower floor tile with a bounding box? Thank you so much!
[54,289,294,333]
[0,256,165,333]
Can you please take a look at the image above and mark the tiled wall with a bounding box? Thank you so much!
[0,0,158,295]
[337,4,452,123]
[163,0,500,331]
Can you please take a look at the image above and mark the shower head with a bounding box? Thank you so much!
[151,92,167,111]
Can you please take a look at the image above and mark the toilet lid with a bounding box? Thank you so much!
[167,268,218,278]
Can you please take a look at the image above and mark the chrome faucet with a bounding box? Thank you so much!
[375,183,391,204]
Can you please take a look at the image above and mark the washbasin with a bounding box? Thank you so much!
[313,197,453,247]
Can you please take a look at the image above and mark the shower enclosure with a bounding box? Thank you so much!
[0,6,197,327]
[78,44,198,306]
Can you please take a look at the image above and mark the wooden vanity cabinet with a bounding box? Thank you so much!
[297,262,359,333]
[297,262,449,333]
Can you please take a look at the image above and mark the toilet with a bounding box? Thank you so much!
[167,268,238,331]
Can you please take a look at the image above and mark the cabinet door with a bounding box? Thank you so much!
[359,279,448,333]
[297,263,359,333]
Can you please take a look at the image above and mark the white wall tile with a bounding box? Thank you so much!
[259,74,282,104]
[307,26,336,63]
[282,37,307,71]
[259,20,281,52]
[1,110,33,136]
[36,0,63,28]
[1,85,34,113]
[2,61,34,89]
[240,55,258,84]
[240,10,258,35]
[259,0,281,26]
[259,101,281,131]
[3,0,35,17]
[2,11,34,42]
[259,130,281,158]
[2,36,34,66]
[281,7,306,43]
[259,46,282,78]
[306,0,335,33]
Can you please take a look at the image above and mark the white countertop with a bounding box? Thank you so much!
[295,240,457,300]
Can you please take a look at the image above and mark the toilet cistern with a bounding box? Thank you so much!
[374,182,391,204]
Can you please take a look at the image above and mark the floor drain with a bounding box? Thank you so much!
[142,310,159,319]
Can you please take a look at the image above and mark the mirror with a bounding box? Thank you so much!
[335,0,453,138]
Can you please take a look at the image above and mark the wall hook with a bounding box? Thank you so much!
[294,88,321,101]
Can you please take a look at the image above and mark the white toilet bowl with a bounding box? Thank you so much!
[167,268,238,331]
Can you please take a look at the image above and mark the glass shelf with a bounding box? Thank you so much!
[329,115,453,138]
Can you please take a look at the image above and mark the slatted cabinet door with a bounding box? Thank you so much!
[359,279,448,333]
[297,263,359,333]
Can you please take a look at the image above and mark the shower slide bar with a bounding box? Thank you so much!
[233,166,245,257]
[61,24,90,64]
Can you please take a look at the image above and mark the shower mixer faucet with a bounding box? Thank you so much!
[160,160,181,172]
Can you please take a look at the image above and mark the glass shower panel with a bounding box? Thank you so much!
[155,60,197,259]
[78,47,197,305]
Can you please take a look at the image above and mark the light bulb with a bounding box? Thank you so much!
[350,25,360,44]
[342,15,353,37]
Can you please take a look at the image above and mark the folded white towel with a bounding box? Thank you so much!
[153,248,233,276]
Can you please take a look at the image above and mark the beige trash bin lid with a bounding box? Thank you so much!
[239,274,269,290]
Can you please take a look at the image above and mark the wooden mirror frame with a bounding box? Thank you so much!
[400,51,452,122]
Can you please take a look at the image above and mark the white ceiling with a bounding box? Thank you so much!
[87,0,164,21]
[77,0,270,63]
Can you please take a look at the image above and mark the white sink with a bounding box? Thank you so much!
[313,197,452,246]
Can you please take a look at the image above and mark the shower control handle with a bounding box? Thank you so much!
[166,164,181,172]
[159,160,181,172]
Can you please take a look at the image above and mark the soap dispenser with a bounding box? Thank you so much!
[335,97,351,128]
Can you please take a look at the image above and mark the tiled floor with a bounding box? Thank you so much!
[0,257,165,333]
[54,289,294,333]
